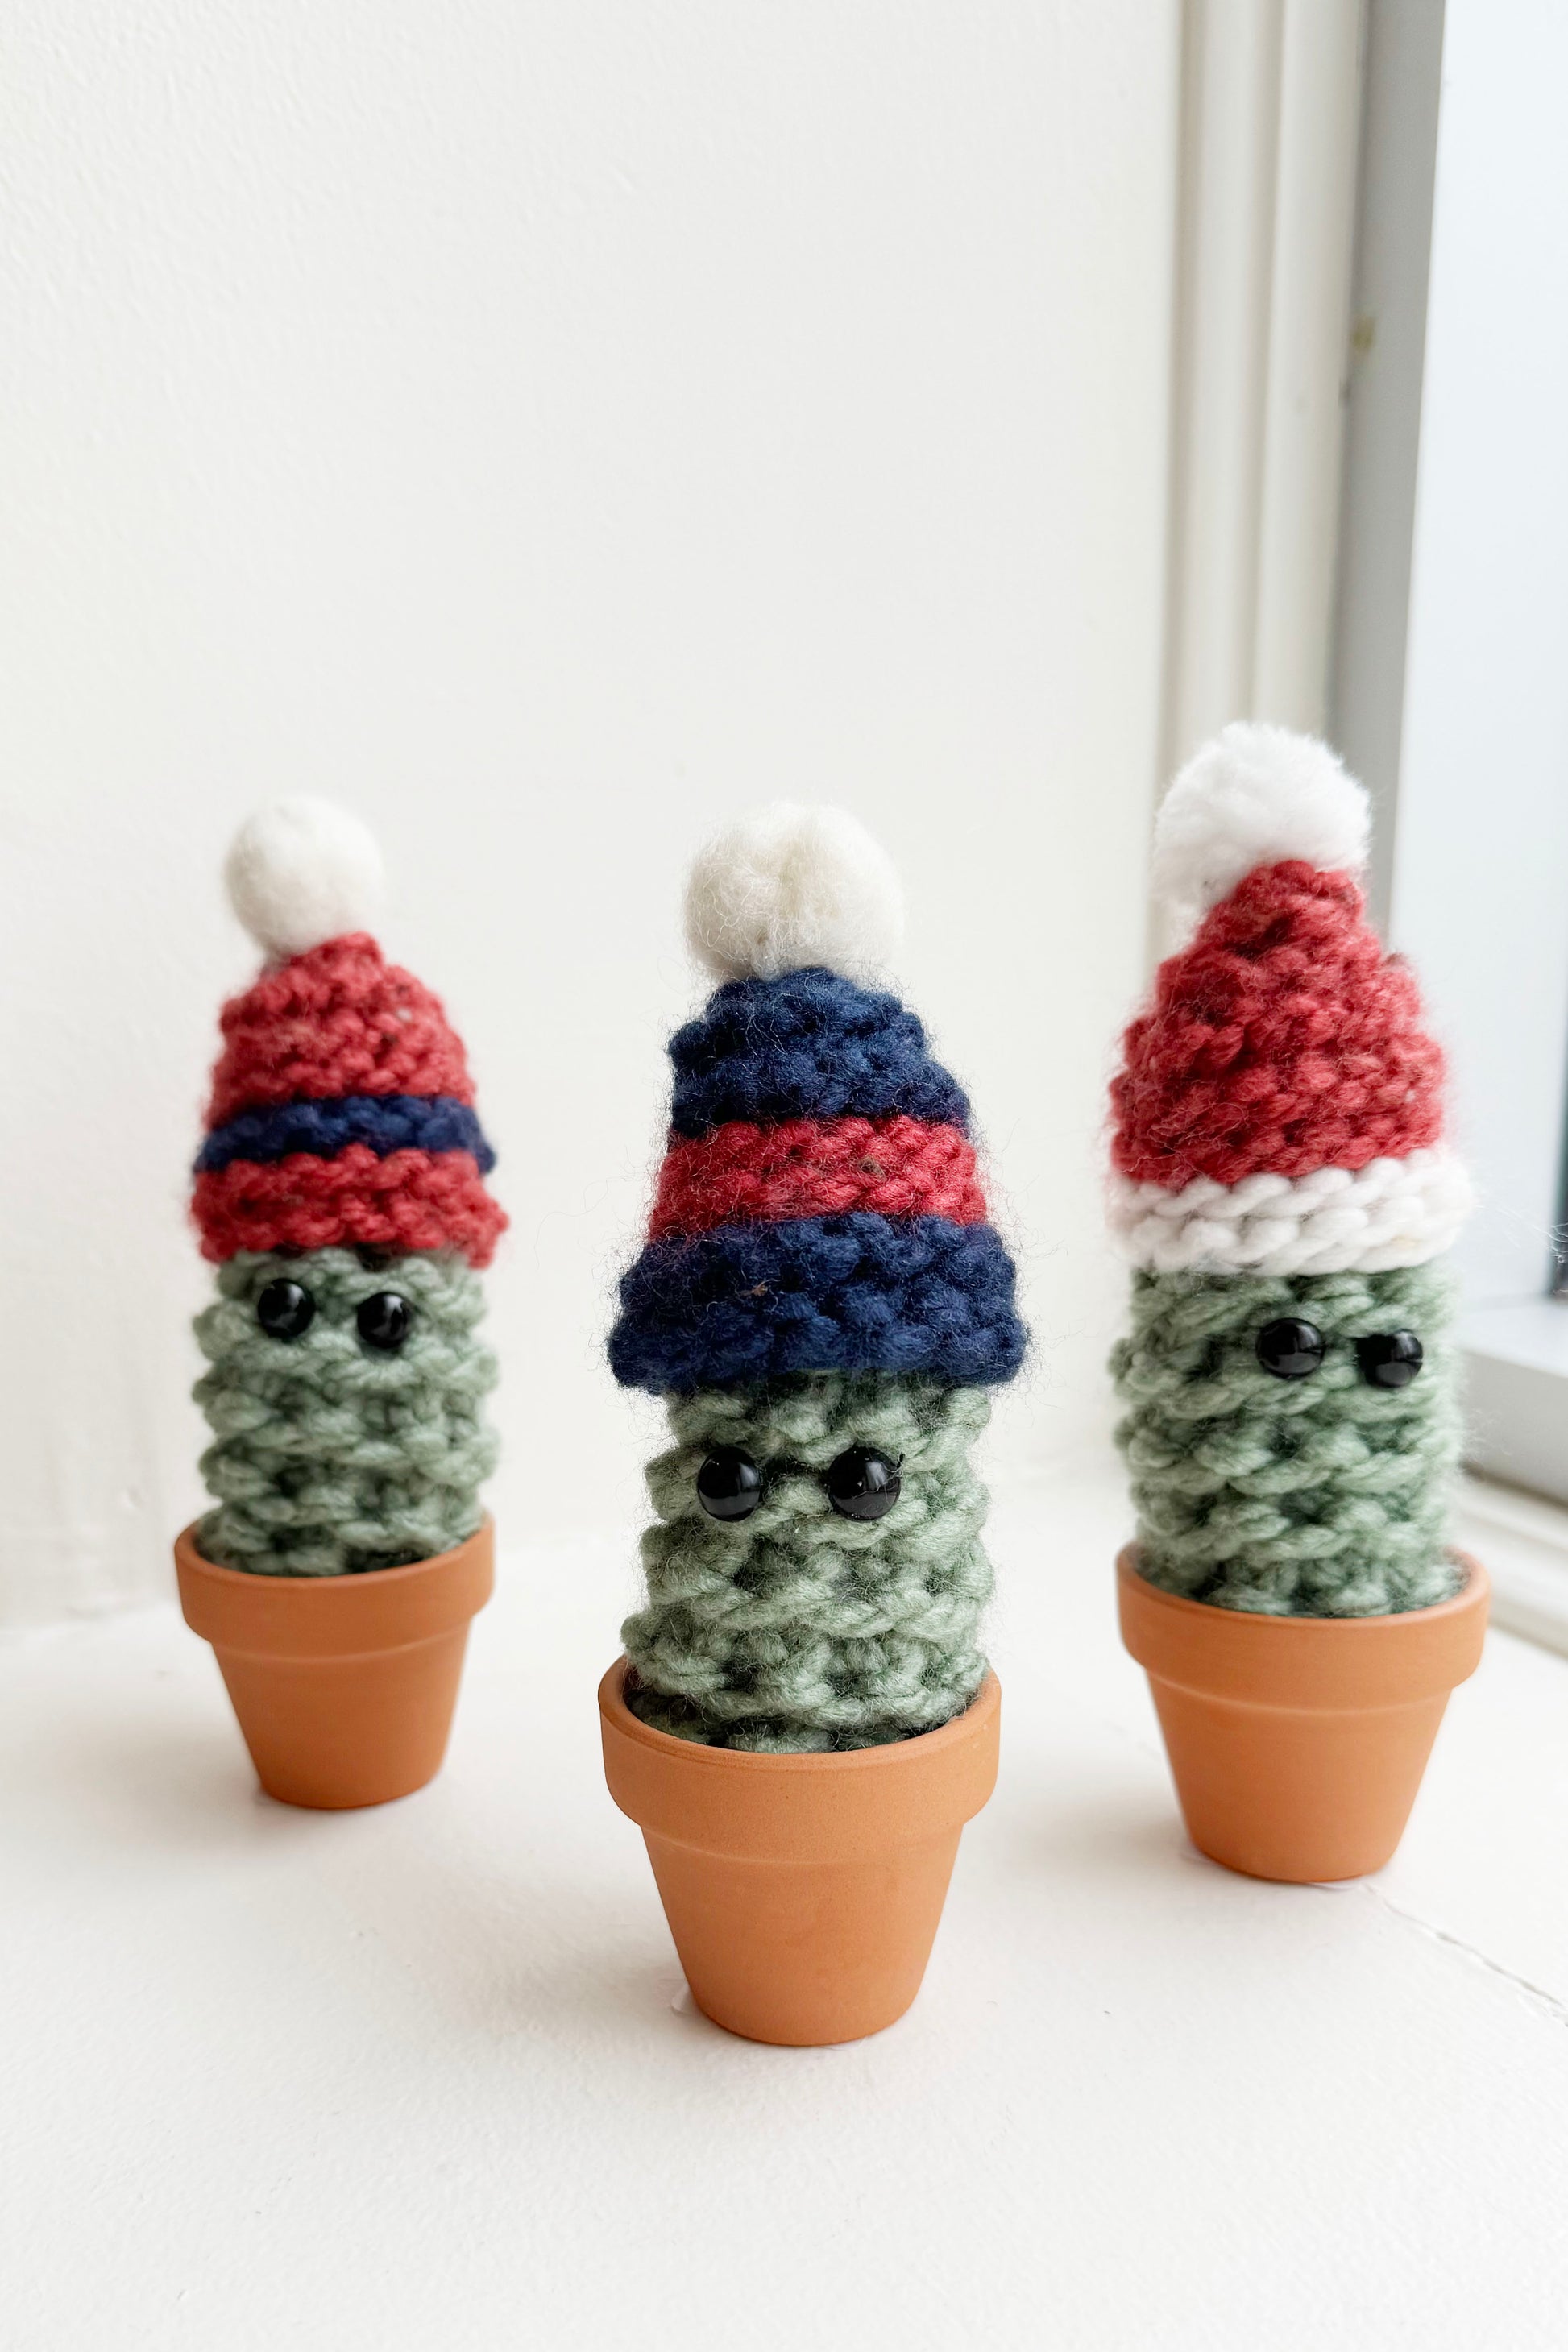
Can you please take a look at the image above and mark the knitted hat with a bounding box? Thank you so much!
[1107,724,1470,1276]
[609,804,1027,1392]
[191,799,505,1267]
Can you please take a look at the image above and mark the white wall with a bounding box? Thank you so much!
[0,2,1178,1625]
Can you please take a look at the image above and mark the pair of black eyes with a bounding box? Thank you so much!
[1255,1318,1423,1388]
[696,1444,902,1524]
[255,1278,414,1354]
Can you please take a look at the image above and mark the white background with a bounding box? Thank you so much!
[11,16,1568,2350]
[0,0,1177,1627]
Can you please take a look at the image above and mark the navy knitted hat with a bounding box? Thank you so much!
[608,807,1027,1394]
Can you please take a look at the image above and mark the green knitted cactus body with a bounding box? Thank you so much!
[1112,1259,1462,1616]
[194,1247,498,1576]
[624,1372,994,1751]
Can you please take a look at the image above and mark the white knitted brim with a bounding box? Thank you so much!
[1107,1147,1473,1276]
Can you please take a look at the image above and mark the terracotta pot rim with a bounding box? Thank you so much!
[1117,1543,1488,1715]
[176,1515,494,1596]
[1117,1543,1486,1633]
[175,1516,495,1663]
[598,1659,999,1779]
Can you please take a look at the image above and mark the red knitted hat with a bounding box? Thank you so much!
[205,932,477,1126]
[1107,725,1469,1276]
[191,801,505,1267]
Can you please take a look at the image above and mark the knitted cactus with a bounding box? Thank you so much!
[1108,726,1469,1616]
[609,807,1026,1749]
[191,802,504,1576]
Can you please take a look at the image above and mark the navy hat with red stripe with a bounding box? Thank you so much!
[608,806,1025,1392]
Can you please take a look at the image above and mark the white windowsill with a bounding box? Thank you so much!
[8,1459,1568,2346]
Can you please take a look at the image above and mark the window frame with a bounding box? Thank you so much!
[1331,0,1568,1517]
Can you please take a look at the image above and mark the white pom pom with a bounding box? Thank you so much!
[683,802,905,982]
[1152,723,1370,945]
[224,797,385,958]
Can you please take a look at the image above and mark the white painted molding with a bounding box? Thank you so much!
[1160,0,1366,784]
[1456,1471,1568,1661]
[1327,0,1447,934]
[1464,1300,1568,1508]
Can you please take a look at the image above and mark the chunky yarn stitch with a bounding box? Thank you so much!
[193,1143,504,1267]
[197,1094,496,1174]
[1111,863,1446,1190]
[650,1115,985,1237]
[208,934,475,1125]
[609,1213,1024,1392]
[669,969,971,1138]
[612,823,1026,1752]
[194,1247,497,1575]
[1111,1260,1462,1616]
[1106,1147,1471,1277]
[624,1373,993,1750]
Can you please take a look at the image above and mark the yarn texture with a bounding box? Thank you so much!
[669,968,970,1137]
[624,1374,993,1749]
[1109,725,1466,1624]
[208,934,475,1125]
[650,1115,985,1237]
[1111,1262,1462,1616]
[195,1248,497,1576]
[197,1093,495,1174]
[1152,723,1368,945]
[192,810,502,1578]
[609,1212,1024,1393]
[193,1142,504,1267]
[684,803,904,983]
[612,808,1025,1748]
[1106,1147,1471,1276]
[194,933,505,1268]
[1111,862,1445,1192]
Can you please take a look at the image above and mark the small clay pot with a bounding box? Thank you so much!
[1117,1545,1488,1882]
[599,1662,1000,2046]
[174,1519,494,1810]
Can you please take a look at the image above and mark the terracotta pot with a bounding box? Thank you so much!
[174,1519,494,1810]
[599,1662,1000,2046]
[1117,1545,1488,1882]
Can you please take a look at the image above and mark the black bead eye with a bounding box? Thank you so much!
[696,1446,763,1521]
[356,1292,413,1352]
[255,1278,315,1341]
[1255,1318,1326,1379]
[825,1446,902,1521]
[1357,1329,1424,1389]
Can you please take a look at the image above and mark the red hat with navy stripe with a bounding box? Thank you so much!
[1107,724,1469,1275]
[192,799,505,1267]
[608,804,1026,1392]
